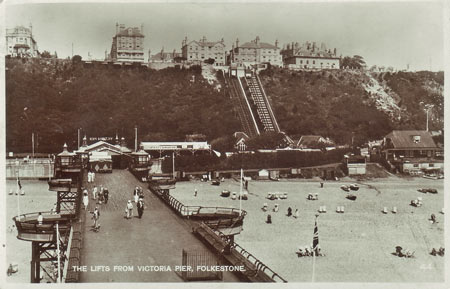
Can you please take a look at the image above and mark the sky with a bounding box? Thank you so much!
[3,1,445,71]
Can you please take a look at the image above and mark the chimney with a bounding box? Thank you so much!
[275,39,279,48]
[255,36,260,45]
[202,36,206,42]
[236,38,239,48]
[115,132,119,145]
[82,135,87,147]
[334,48,337,56]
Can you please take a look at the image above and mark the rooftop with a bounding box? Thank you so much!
[384,130,437,149]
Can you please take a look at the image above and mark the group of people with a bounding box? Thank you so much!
[430,247,445,257]
[125,187,146,219]
[263,204,300,223]
[87,170,96,183]
[296,245,323,257]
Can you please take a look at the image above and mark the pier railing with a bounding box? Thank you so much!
[149,183,286,282]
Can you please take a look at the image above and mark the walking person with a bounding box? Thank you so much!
[91,207,100,231]
[137,197,145,219]
[83,190,89,210]
[133,187,140,203]
[126,200,133,219]
[194,189,197,197]
[98,186,104,204]
[92,186,98,200]
[294,208,300,218]
[91,171,96,183]
[103,187,109,204]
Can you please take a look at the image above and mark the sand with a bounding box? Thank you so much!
[170,176,444,282]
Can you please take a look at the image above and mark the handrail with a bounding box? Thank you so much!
[149,183,285,282]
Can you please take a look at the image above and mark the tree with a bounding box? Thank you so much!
[341,55,366,69]
[72,55,82,64]
[40,50,52,58]
[246,132,285,150]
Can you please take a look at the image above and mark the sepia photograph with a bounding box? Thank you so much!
[0,0,447,287]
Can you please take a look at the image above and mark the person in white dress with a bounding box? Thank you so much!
[83,190,89,210]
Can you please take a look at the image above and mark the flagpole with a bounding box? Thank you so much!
[312,213,319,282]
[16,171,21,220]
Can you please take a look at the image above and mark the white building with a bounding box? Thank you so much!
[6,25,39,57]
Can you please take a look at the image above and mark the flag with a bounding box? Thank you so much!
[312,218,319,251]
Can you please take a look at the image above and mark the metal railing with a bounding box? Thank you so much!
[149,183,286,282]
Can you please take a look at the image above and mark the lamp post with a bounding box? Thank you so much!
[420,102,434,131]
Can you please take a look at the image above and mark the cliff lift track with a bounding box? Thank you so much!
[225,73,260,137]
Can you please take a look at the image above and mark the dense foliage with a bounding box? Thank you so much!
[381,71,444,131]
[6,58,240,153]
[259,67,443,145]
[6,58,443,154]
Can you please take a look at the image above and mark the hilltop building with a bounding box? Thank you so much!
[149,47,182,63]
[281,41,340,70]
[110,23,145,63]
[181,36,226,66]
[228,36,282,68]
[5,25,39,57]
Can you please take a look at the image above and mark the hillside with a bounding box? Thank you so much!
[5,58,443,153]
[259,68,443,145]
[5,58,240,152]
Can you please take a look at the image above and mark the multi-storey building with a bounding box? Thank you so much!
[5,25,39,57]
[181,36,226,66]
[110,23,144,63]
[228,36,282,67]
[281,41,340,70]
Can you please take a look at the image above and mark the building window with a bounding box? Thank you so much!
[429,163,435,167]
[413,164,419,168]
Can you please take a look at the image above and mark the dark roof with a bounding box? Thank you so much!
[385,130,437,149]
[240,42,278,49]
[297,135,324,147]
[116,28,144,37]
[187,40,225,48]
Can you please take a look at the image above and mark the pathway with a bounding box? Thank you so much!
[79,170,240,282]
